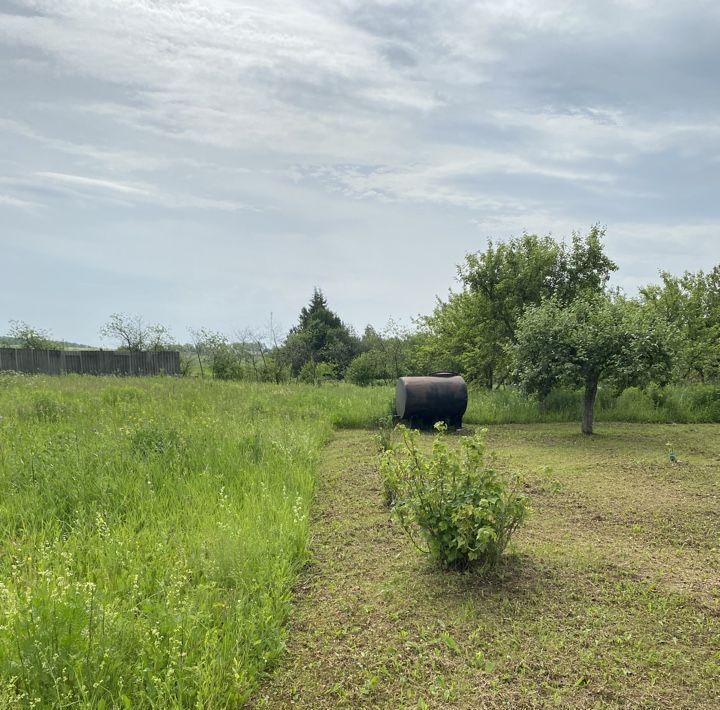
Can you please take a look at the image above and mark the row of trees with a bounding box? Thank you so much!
[185,291,424,385]
[418,226,719,433]
[6,227,718,433]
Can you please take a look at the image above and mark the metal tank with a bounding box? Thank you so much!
[395,372,468,428]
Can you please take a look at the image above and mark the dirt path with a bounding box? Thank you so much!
[253,430,417,708]
[252,427,720,709]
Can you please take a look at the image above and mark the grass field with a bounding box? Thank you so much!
[464,384,720,425]
[0,375,388,707]
[1,374,718,707]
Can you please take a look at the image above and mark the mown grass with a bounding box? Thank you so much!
[0,375,388,708]
[254,424,720,708]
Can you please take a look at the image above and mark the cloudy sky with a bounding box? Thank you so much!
[1,0,719,345]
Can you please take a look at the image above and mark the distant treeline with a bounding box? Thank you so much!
[171,226,719,432]
[5,226,719,423]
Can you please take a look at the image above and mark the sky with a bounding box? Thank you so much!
[1,0,719,346]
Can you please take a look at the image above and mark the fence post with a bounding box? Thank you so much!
[15,349,18,372]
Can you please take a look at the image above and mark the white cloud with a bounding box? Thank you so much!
[1,0,719,342]
[35,171,150,195]
[0,193,39,209]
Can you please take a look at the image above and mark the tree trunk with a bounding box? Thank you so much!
[539,395,548,415]
[582,379,598,435]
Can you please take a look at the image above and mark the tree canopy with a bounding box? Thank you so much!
[7,320,56,349]
[514,295,672,434]
[100,313,174,352]
[641,267,720,382]
[422,226,617,387]
[283,289,359,378]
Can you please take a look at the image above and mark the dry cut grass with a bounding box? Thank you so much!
[253,423,720,709]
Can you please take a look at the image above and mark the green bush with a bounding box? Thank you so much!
[346,351,390,386]
[380,424,529,570]
[297,360,337,385]
[212,346,245,380]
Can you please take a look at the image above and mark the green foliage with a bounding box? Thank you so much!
[101,313,173,352]
[422,227,616,387]
[186,329,284,383]
[211,341,246,380]
[374,414,396,456]
[346,350,388,385]
[284,289,359,378]
[7,319,56,349]
[298,360,338,385]
[380,424,528,570]
[514,294,672,433]
[641,266,720,382]
[356,320,422,380]
[665,441,677,462]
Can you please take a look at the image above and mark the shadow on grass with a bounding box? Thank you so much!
[415,552,556,603]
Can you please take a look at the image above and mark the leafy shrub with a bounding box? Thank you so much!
[212,346,245,380]
[346,351,389,386]
[380,424,529,570]
[298,360,337,385]
[680,384,720,420]
[646,382,668,408]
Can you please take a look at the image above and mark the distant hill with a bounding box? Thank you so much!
[0,337,95,350]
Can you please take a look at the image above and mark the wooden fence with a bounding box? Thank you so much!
[0,348,180,376]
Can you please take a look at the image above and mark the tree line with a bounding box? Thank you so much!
[5,225,719,433]
[420,226,718,432]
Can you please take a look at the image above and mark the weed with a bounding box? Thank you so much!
[19,393,73,422]
[102,385,145,406]
[129,424,184,458]
[374,414,396,455]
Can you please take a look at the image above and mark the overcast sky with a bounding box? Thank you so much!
[1,0,719,345]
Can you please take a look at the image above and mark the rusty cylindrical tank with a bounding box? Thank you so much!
[395,372,468,428]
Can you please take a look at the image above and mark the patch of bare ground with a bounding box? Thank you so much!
[252,425,720,709]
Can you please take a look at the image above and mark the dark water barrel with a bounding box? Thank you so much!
[395,373,468,428]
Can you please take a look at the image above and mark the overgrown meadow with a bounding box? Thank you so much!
[464,383,720,425]
[1,374,719,707]
[0,375,388,708]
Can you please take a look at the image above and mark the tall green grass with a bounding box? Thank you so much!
[464,384,720,425]
[0,376,386,707]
